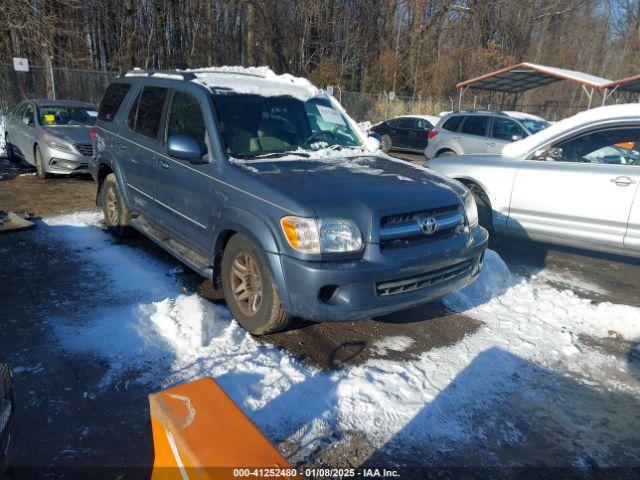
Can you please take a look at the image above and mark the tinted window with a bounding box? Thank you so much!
[460,116,488,136]
[416,119,431,129]
[548,127,640,165]
[442,115,463,132]
[167,91,207,153]
[397,118,414,129]
[388,118,401,127]
[98,83,131,122]
[491,118,524,141]
[130,86,168,140]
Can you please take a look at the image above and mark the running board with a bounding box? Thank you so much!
[129,217,213,279]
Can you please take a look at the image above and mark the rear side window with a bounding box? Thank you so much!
[491,118,524,141]
[460,116,489,136]
[442,115,463,132]
[397,118,414,128]
[128,86,169,140]
[98,83,131,122]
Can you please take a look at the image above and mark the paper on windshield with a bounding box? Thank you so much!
[317,105,346,126]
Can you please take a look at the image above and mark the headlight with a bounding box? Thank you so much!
[42,134,73,152]
[280,216,363,254]
[463,192,478,227]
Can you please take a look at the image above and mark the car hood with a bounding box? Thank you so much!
[42,125,92,144]
[233,155,466,236]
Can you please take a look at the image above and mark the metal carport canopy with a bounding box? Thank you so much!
[456,62,612,93]
[602,74,640,94]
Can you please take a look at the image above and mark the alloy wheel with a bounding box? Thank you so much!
[230,251,263,317]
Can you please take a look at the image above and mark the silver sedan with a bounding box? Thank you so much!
[426,104,640,257]
[4,99,97,179]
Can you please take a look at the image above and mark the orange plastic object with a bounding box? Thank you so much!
[150,377,295,480]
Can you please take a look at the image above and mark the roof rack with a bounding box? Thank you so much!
[122,69,197,80]
[187,68,267,79]
[453,109,507,115]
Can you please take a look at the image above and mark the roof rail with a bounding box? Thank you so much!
[453,109,507,115]
[122,69,197,81]
[187,68,267,78]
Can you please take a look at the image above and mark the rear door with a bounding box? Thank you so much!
[408,118,431,150]
[393,118,414,149]
[154,88,216,253]
[457,115,489,154]
[487,117,524,154]
[508,124,640,251]
[120,85,169,214]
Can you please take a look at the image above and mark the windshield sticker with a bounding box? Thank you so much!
[87,110,98,117]
[317,105,346,126]
[43,114,55,124]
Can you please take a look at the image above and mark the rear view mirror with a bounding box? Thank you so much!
[167,135,203,160]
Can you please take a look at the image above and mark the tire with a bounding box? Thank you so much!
[380,134,392,153]
[221,234,293,335]
[34,146,49,179]
[467,184,493,236]
[5,134,18,163]
[436,150,456,157]
[100,173,131,237]
[197,277,225,302]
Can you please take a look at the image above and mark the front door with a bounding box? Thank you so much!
[508,125,640,251]
[154,89,216,254]
[487,117,524,154]
[119,85,169,214]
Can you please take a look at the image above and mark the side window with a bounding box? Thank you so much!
[23,104,35,126]
[388,119,400,127]
[98,83,131,122]
[397,118,413,129]
[442,115,464,132]
[127,91,140,130]
[416,119,431,129]
[460,116,489,137]
[130,86,169,140]
[491,118,524,141]
[539,127,640,165]
[166,91,208,153]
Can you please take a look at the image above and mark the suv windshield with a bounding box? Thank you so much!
[38,105,98,126]
[520,118,549,135]
[211,94,362,158]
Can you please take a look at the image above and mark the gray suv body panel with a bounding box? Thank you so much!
[91,74,488,322]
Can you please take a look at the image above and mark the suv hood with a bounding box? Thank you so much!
[233,155,466,229]
[42,125,92,144]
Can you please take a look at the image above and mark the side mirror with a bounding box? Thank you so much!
[511,134,523,142]
[22,116,32,126]
[166,135,203,160]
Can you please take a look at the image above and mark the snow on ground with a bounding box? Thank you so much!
[44,212,640,465]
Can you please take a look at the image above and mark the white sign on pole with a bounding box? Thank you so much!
[13,58,29,72]
[326,85,334,96]
[388,91,396,101]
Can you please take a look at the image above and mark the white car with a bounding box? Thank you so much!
[427,104,640,257]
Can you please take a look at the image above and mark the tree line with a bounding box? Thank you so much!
[1,0,638,102]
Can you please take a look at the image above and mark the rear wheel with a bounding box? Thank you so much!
[221,234,293,335]
[380,134,392,153]
[100,173,131,237]
[34,146,49,179]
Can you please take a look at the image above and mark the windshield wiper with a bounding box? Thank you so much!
[235,151,311,159]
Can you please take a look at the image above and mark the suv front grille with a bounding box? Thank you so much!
[376,259,473,296]
[379,204,463,248]
[75,143,94,157]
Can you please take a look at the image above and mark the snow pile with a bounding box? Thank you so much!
[502,103,640,158]
[43,212,640,464]
[0,115,5,155]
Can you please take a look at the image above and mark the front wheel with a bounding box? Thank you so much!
[221,234,293,335]
[380,134,392,153]
[100,173,131,237]
[436,150,456,158]
[34,146,49,179]
[468,184,493,236]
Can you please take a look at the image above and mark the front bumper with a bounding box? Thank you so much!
[42,145,91,174]
[274,225,489,322]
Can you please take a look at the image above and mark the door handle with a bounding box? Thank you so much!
[486,141,497,147]
[611,176,636,187]
[454,136,462,140]
[158,159,169,169]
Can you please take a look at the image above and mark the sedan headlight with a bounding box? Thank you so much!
[42,134,73,152]
[463,192,478,228]
[280,216,363,254]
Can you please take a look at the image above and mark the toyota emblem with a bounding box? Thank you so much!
[418,216,438,235]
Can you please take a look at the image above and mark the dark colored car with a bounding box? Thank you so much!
[370,115,438,153]
[90,69,488,335]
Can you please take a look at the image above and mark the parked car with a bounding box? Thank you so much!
[426,104,640,257]
[370,115,439,153]
[4,99,98,178]
[424,110,549,160]
[90,68,488,335]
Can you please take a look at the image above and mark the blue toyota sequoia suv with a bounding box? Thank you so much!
[90,68,488,335]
